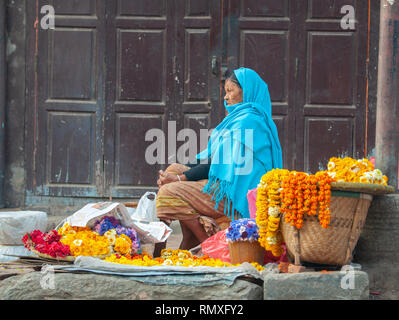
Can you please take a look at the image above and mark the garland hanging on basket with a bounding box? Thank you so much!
[256,168,289,257]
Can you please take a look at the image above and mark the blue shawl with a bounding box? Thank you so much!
[196,67,283,219]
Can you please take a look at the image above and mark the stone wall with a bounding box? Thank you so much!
[355,194,399,299]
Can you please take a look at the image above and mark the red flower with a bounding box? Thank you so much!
[21,229,71,258]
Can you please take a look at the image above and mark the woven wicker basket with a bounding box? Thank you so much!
[280,190,373,266]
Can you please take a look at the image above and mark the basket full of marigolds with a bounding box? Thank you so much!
[255,157,394,266]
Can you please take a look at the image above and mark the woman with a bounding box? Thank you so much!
[154,67,283,256]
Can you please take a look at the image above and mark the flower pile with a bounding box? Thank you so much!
[22,230,71,259]
[58,223,111,257]
[226,218,260,242]
[57,218,141,257]
[93,216,141,254]
[327,157,388,185]
[104,249,264,271]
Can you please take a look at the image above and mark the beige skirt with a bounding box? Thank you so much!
[156,163,240,237]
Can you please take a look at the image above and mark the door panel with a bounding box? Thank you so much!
[47,113,95,185]
[49,28,97,100]
[307,32,356,105]
[51,0,96,16]
[304,117,354,172]
[117,29,166,102]
[115,114,164,187]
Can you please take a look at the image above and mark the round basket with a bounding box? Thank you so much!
[280,190,373,266]
[228,240,265,265]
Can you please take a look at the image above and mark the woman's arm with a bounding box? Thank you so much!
[182,163,211,181]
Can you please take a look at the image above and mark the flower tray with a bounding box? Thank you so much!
[331,182,395,195]
[30,248,75,262]
[29,248,112,262]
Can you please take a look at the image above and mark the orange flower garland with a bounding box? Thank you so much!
[315,171,334,228]
[279,170,335,229]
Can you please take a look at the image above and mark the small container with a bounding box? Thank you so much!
[228,240,265,265]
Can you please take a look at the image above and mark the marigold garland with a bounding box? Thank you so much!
[256,168,289,257]
[279,170,334,230]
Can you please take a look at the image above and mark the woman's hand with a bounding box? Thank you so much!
[157,170,187,187]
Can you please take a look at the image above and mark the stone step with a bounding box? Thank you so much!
[263,270,369,300]
[0,272,263,300]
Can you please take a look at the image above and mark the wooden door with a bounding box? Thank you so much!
[103,0,223,198]
[28,0,224,199]
[26,0,106,198]
[226,0,370,173]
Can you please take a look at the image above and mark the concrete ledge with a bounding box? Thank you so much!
[263,271,369,300]
[0,272,263,300]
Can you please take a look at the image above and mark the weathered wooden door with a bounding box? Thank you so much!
[226,0,370,173]
[103,0,223,198]
[26,0,107,198]
[27,0,223,199]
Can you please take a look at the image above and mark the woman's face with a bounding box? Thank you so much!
[224,79,243,106]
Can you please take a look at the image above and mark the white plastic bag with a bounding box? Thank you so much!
[0,211,48,245]
[132,192,158,222]
[58,202,172,244]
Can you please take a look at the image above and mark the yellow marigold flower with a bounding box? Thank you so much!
[114,234,132,255]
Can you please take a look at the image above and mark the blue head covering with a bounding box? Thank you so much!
[196,67,283,219]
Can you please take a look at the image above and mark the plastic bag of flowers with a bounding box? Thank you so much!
[56,215,141,258]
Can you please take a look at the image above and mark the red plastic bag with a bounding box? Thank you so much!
[201,230,289,264]
[201,230,231,263]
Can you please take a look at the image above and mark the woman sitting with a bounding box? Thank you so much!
[154,67,283,257]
